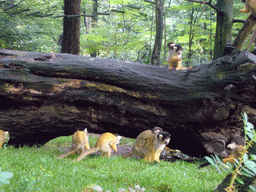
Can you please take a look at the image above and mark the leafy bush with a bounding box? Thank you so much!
[205,113,256,192]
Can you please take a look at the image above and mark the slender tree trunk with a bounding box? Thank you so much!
[213,0,233,59]
[187,7,195,65]
[90,0,98,57]
[61,0,81,55]
[151,0,164,66]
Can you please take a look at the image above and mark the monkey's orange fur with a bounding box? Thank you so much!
[0,129,9,148]
[167,42,186,70]
[74,132,122,162]
[57,128,90,160]
[123,127,171,163]
[222,143,245,164]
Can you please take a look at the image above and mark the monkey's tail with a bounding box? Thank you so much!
[57,144,82,160]
[73,147,100,162]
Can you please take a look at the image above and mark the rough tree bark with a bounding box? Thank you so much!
[214,0,233,59]
[151,0,164,66]
[61,0,81,55]
[0,49,256,157]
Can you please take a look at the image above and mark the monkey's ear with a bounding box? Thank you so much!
[152,127,163,135]
[4,131,9,136]
[167,42,175,49]
[84,128,88,133]
[158,134,163,140]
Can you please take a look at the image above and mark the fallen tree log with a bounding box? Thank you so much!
[0,49,256,157]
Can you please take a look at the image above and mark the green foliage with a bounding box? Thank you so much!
[15,166,52,192]
[205,113,256,192]
[0,167,13,185]
[0,0,248,65]
[0,135,225,191]
[0,0,62,52]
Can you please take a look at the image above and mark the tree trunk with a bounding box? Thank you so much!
[233,15,256,51]
[61,0,81,55]
[151,0,164,66]
[213,0,233,59]
[90,0,98,58]
[0,49,256,157]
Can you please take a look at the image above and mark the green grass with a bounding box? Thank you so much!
[0,135,226,192]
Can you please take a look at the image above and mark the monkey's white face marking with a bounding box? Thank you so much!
[227,142,237,149]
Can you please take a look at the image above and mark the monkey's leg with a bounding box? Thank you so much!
[222,156,235,164]
[143,152,158,162]
[109,143,117,152]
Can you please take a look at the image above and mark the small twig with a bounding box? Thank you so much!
[233,19,246,24]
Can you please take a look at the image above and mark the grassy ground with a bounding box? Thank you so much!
[0,135,226,192]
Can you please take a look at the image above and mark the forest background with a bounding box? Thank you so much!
[0,0,251,67]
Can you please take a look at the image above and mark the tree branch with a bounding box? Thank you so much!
[186,0,223,13]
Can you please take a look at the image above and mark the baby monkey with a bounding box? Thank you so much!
[167,42,186,70]
[73,132,122,162]
[124,127,171,162]
[57,128,90,160]
[0,129,9,149]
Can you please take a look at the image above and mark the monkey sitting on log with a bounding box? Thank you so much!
[57,128,90,160]
[167,42,186,70]
[0,129,9,149]
[123,127,171,162]
[73,132,122,162]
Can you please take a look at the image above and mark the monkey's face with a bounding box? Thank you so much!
[174,44,183,56]
[158,131,171,145]
[168,43,183,58]
[227,142,237,150]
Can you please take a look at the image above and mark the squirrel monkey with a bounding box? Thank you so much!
[123,127,163,158]
[73,132,122,162]
[167,42,186,70]
[57,128,90,160]
[240,0,256,51]
[222,142,245,164]
[240,0,256,17]
[0,129,9,148]
[124,127,171,162]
